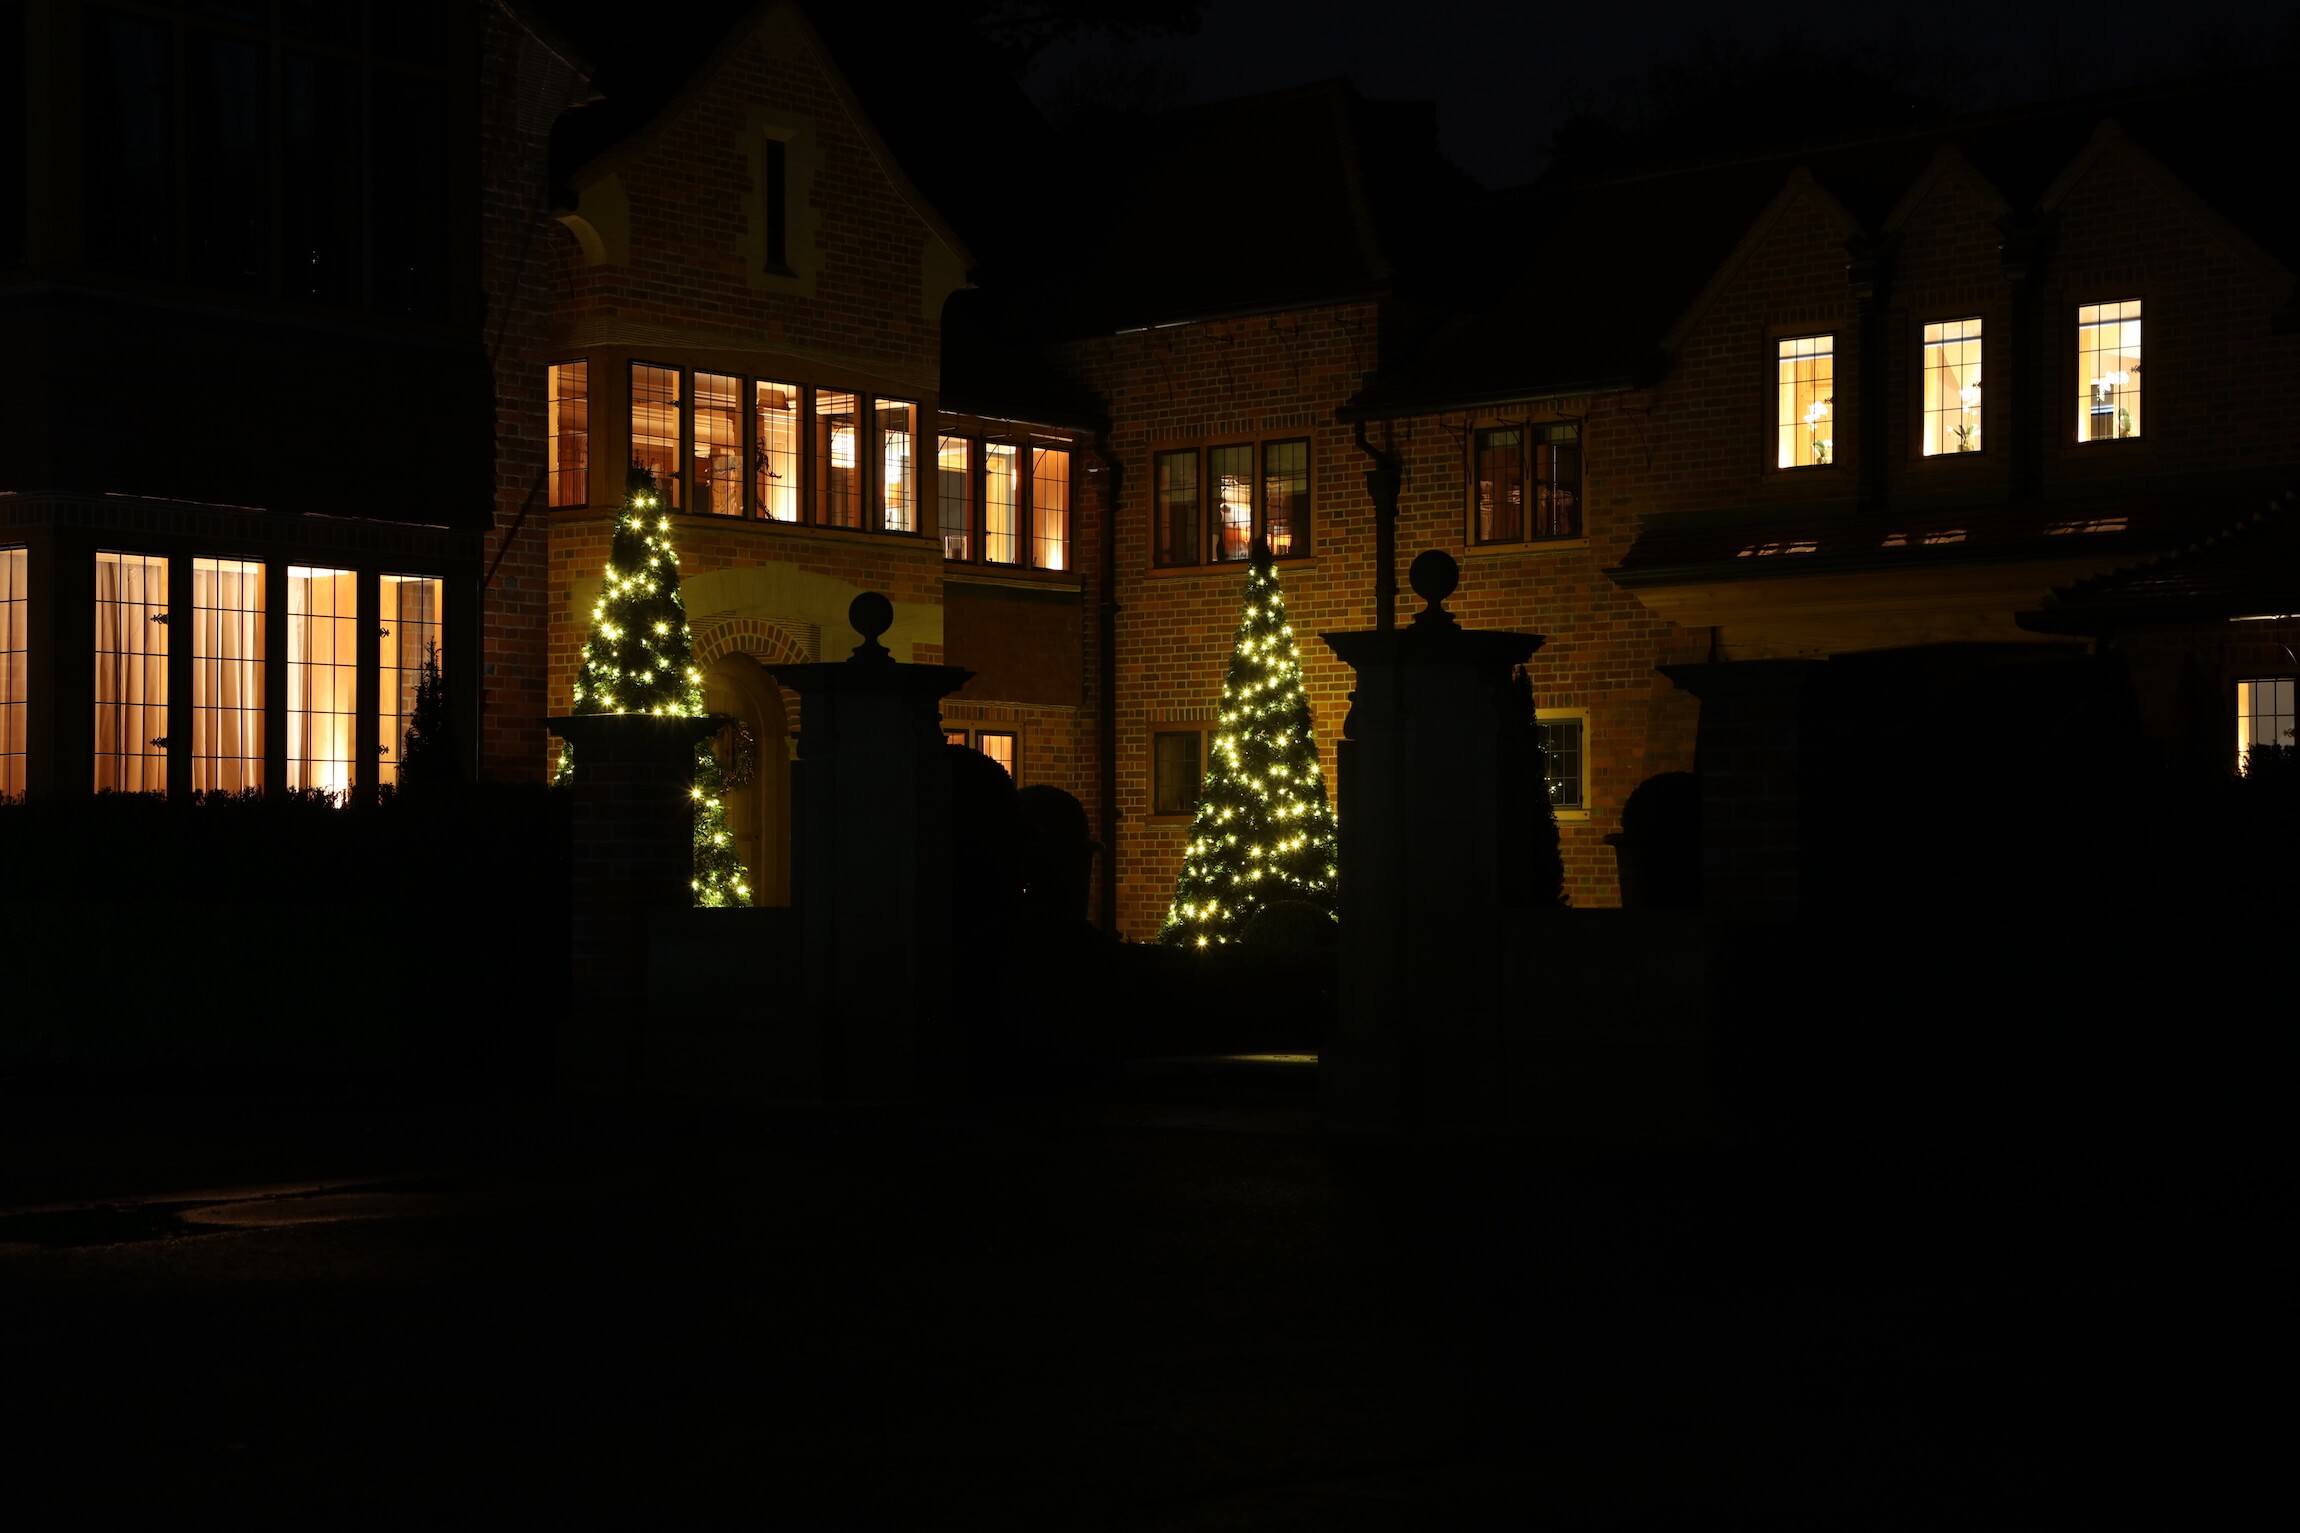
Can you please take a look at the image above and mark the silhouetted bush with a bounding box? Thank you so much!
[1609,771,1702,909]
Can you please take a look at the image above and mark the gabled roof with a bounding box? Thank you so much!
[2019,493,2300,634]
[1344,67,2300,422]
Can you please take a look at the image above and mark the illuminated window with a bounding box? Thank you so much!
[693,372,743,516]
[943,727,969,748]
[1263,440,1308,557]
[1777,335,1835,468]
[755,380,800,523]
[1154,450,1199,568]
[1,547,25,799]
[815,389,859,528]
[547,360,589,506]
[1473,423,1579,543]
[2077,301,2142,442]
[1152,730,1202,816]
[2237,677,2295,772]
[877,399,916,533]
[192,557,264,793]
[1211,444,1254,563]
[1535,711,1586,813]
[976,730,1017,779]
[937,435,972,560]
[984,442,1020,564]
[287,565,358,796]
[379,575,442,787]
[1157,441,1313,566]
[630,362,683,509]
[94,551,169,793]
[1921,318,1983,456]
[1031,447,1070,571]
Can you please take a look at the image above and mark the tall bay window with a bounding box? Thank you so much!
[755,381,801,523]
[1,547,25,799]
[1921,318,1983,456]
[192,558,265,793]
[379,575,442,786]
[1153,439,1312,567]
[877,399,916,533]
[287,565,358,796]
[94,552,169,793]
[1777,335,1835,468]
[1473,423,1580,544]
[548,361,589,507]
[630,363,683,509]
[693,372,743,516]
[816,390,860,528]
[984,442,1020,564]
[2078,301,2142,441]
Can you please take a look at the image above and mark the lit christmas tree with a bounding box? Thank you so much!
[1160,540,1337,946]
[560,467,750,907]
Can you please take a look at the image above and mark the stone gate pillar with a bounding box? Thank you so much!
[771,593,971,1104]
[549,710,723,1089]
[1321,552,1543,1133]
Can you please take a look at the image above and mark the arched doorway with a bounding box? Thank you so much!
[704,654,792,905]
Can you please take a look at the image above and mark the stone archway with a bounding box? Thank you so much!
[702,652,793,906]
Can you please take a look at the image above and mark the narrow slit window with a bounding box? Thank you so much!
[630,363,683,509]
[937,435,972,560]
[1532,423,1581,538]
[877,399,917,534]
[1921,318,1983,456]
[1211,444,1253,563]
[1155,449,1200,568]
[2077,301,2142,441]
[815,389,859,528]
[1153,730,1201,816]
[287,565,358,797]
[1032,447,1069,570]
[1262,439,1308,557]
[1777,335,1835,468]
[548,361,589,506]
[193,557,265,793]
[754,381,800,523]
[378,574,442,787]
[984,443,1020,564]
[693,372,742,516]
[764,136,789,271]
[94,551,169,793]
[1,548,26,799]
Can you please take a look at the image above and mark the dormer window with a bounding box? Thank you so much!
[2077,301,2142,441]
[1776,336,1834,468]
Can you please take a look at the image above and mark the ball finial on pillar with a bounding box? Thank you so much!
[1409,549,1461,629]
[848,591,895,662]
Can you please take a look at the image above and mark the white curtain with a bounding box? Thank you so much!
[195,559,264,792]
[1,548,25,798]
[288,566,357,795]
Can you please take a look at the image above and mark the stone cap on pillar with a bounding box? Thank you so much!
[1323,550,1544,674]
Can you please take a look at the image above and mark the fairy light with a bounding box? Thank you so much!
[1160,543,1338,947]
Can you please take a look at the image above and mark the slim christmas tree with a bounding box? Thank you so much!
[561,467,750,907]
[1161,540,1337,946]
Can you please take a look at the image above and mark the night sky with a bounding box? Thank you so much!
[1023,0,2298,188]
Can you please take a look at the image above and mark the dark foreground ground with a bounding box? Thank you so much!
[0,1064,2272,1527]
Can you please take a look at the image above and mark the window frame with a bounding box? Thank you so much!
[1149,438,1314,569]
[1916,315,1985,461]
[2235,676,2295,773]
[1468,417,1584,547]
[2073,297,2145,446]
[1774,332,1838,472]
[1534,707,1591,823]
[1149,727,1207,819]
[945,726,1020,780]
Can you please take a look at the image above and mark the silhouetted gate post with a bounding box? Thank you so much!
[771,593,971,1103]
[549,711,722,1089]
[1322,552,1543,1132]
